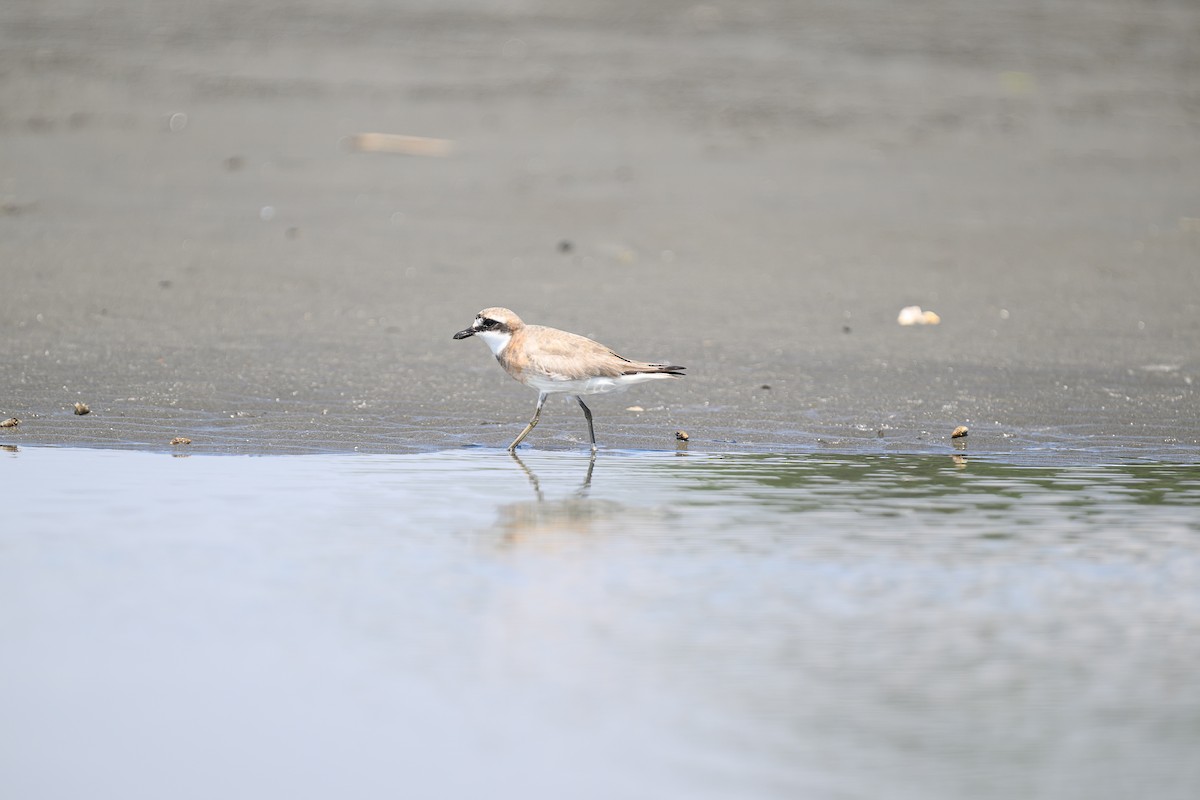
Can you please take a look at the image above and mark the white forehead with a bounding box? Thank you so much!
[477,307,518,325]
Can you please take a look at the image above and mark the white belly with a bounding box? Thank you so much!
[525,372,672,396]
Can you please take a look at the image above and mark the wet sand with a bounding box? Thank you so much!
[2,0,1198,457]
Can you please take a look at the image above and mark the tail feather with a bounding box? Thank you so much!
[624,363,686,377]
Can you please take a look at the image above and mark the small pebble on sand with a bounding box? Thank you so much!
[898,305,941,326]
[74,402,90,415]
[170,436,192,446]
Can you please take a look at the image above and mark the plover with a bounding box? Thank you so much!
[454,307,685,451]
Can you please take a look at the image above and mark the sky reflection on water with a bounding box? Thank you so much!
[2,446,1198,800]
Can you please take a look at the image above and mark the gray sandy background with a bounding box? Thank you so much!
[2,0,1198,457]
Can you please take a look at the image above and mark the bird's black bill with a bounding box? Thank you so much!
[453,328,475,339]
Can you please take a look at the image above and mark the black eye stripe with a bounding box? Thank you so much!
[479,317,500,329]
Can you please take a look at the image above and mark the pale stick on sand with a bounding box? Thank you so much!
[348,133,455,157]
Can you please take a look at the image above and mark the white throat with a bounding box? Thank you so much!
[476,329,511,356]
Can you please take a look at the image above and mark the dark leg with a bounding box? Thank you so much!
[575,396,597,452]
[509,392,548,451]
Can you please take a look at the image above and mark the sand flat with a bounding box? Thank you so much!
[1,0,1197,456]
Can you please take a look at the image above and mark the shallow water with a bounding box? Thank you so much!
[3,446,1199,800]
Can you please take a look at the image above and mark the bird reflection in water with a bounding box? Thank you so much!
[495,452,625,544]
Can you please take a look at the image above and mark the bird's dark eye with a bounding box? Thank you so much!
[479,317,498,329]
